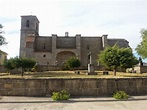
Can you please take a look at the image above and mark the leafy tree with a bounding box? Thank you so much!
[3,58,15,72]
[12,57,36,76]
[64,57,81,70]
[12,57,22,68]
[20,58,36,75]
[0,24,7,46]
[136,29,147,59]
[98,45,138,76]
[3,57,36,76]
[118,48,138,69]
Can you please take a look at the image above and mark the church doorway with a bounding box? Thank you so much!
[56,51,76,66]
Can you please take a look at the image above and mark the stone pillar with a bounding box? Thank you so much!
[102,34,108,49]
[87,52,96,75]
[88,64,95,74]
[88,52,92,64]
[52,34,57,65]
[76,34,81,60]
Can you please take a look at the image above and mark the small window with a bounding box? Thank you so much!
[43,54,46,57]
[0,54,2,58]
[26,20,29,27]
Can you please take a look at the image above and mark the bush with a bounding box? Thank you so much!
[113,91,129,99]
[64,57,81,70]
[51,90,70,101]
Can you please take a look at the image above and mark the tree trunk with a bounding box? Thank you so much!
[114,69,116,76]
[21,68,24,77]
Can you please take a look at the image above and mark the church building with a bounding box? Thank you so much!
[19,15,129,68]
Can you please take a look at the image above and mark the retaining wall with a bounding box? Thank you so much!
[0,78,147,96]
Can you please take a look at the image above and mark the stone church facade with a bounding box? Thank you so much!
[19,15,129,68]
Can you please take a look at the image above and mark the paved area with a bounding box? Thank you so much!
[0,96,147,110]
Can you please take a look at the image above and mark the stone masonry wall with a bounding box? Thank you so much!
[0,78,147,97]
[134,66,147,73]
[35,37,52,52]
[81,37,102,66]
[57,37,76,49]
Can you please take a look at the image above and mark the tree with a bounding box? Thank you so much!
[64,57,81,70]
[0,24,7,46]
[136,29,147,59]
[119,48,139,70]
[3,57,36,76]
[20,58,36,76]
[3,58,15,72]
[98,45,138,76]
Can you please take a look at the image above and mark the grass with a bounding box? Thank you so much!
[0,70,147,79]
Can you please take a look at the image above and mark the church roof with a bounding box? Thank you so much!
[107,38,129,48]
[0,50,8,55]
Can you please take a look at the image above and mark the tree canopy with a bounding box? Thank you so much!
[136,29,147,59]
[64,57,81,70]
[0,24,7,46]
[98,45,138,76]
[4,57,36,76]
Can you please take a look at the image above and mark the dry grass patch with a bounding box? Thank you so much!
[0,71,147,79]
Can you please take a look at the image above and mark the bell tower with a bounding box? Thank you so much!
[19,15,39,58]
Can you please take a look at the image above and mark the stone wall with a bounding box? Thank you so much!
[35,37,52,52]
[140,66,147,73]
[0,78,146,97]
[134,65,147,73]
[81,37,103,66]
[57,37,76,49]
[37,65,104,71]
[37,65,64,71]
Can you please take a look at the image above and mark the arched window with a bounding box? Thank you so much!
[26,20,29,27]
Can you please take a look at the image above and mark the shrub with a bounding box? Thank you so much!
[64,57,81,70]
[113,91,129,99]
[51,90,70,101]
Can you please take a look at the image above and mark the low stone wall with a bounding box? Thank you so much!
[0,65,105,73]
[134,66,147,73]
[37,65,105,71]
[0,78,147,97]
[37,65,64,71]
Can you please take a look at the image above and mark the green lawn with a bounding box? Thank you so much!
[0,70,147,78]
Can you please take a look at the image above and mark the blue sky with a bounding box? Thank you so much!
[0,0,147,61]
